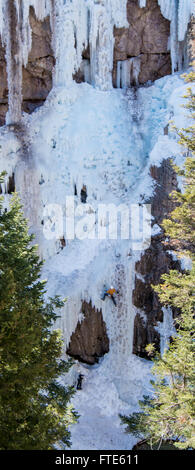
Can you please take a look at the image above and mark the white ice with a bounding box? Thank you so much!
[0,0,194,451]
[1,70,191,449]
[0,1,193,123]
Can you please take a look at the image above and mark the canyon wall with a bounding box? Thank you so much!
[133,159,181,357]
[113,0,171,85]
[0,0,172,125]
[0,7,54,126]
[0,0,193,364]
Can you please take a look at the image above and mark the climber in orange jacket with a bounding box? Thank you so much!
[102,286,117,306]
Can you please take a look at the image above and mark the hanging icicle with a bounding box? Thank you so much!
[0,1,194,123]
[138,0,194,73]
[54,0,128,91]
[157,0,194,72]
[54,0,89,87]
[0,0,54,124]
[117,57,141,89]
[139,0,146,7]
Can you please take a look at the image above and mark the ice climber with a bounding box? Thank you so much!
[102,286,117,306]
[77,374,84,390]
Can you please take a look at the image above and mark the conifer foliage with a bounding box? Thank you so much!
[0,183,77,450]
[120,73,195,450]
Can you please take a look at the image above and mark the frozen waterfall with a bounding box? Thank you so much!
[0,0,194,123]
[0,0,193,453]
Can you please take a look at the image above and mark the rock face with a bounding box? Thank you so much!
[0,0,171,125]
[67,301,110,365]
[22,9,54,111]
[0,2,186,363]
[132,159,181,358]
[0,7,54,126]
[113,0,171,86]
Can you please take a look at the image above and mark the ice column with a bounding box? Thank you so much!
[89,0,128,90]
[89,2,114,90]
[139,0,146,7]
[117,57,140,88]
[0,0,54,124]
[157,0,194,72]
[157,307,176,356]
[53,0,128,90]
[138,1,194,73]
[54,0,89,87]
[0,0,129,119]
[4,0,23,125]
[177,0,195,42]
[0,0,4,37]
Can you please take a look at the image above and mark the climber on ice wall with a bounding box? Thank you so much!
[101,286,117,306]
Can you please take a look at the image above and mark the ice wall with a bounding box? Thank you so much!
[157,0,194,72]
[0,0,128,122]
[121,0,194,87]
[0,1,193,121]
[54,0,128,90]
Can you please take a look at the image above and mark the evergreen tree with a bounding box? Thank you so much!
[120,73,195,450]
[0,181,78,450]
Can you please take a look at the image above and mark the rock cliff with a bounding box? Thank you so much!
[113,0,171,85]
[0,0,192,365]
[67,301,109,365]
[0,0,172,125]
[133,159,181,358]
[0,7,54,125]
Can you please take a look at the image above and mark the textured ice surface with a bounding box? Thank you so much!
[0,71,191,449]
[0,1,193,123]
[0,0,194,451]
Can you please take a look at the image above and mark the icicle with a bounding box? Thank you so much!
[116,60,130,89]
[1,0,193,123]
[0,0,54,124]
[109,0,128,28]
[89,2,114,90]
[82,60,91,84]
[139,0,147,7]
[178,0,194,42]
[53,0,89,87]
[5,0,23,124]
[116,57,140,89]
[129,56,141,86]
[0,0,4,37]
[169,0,179,73]
[53,0,128,90]
[157,307,176,356]
[138,1,194,73]
[116,61,122,88]
[89,0,128,91]
[157,0,194,73]
[157,0,174,20]
[30,0,53,21]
